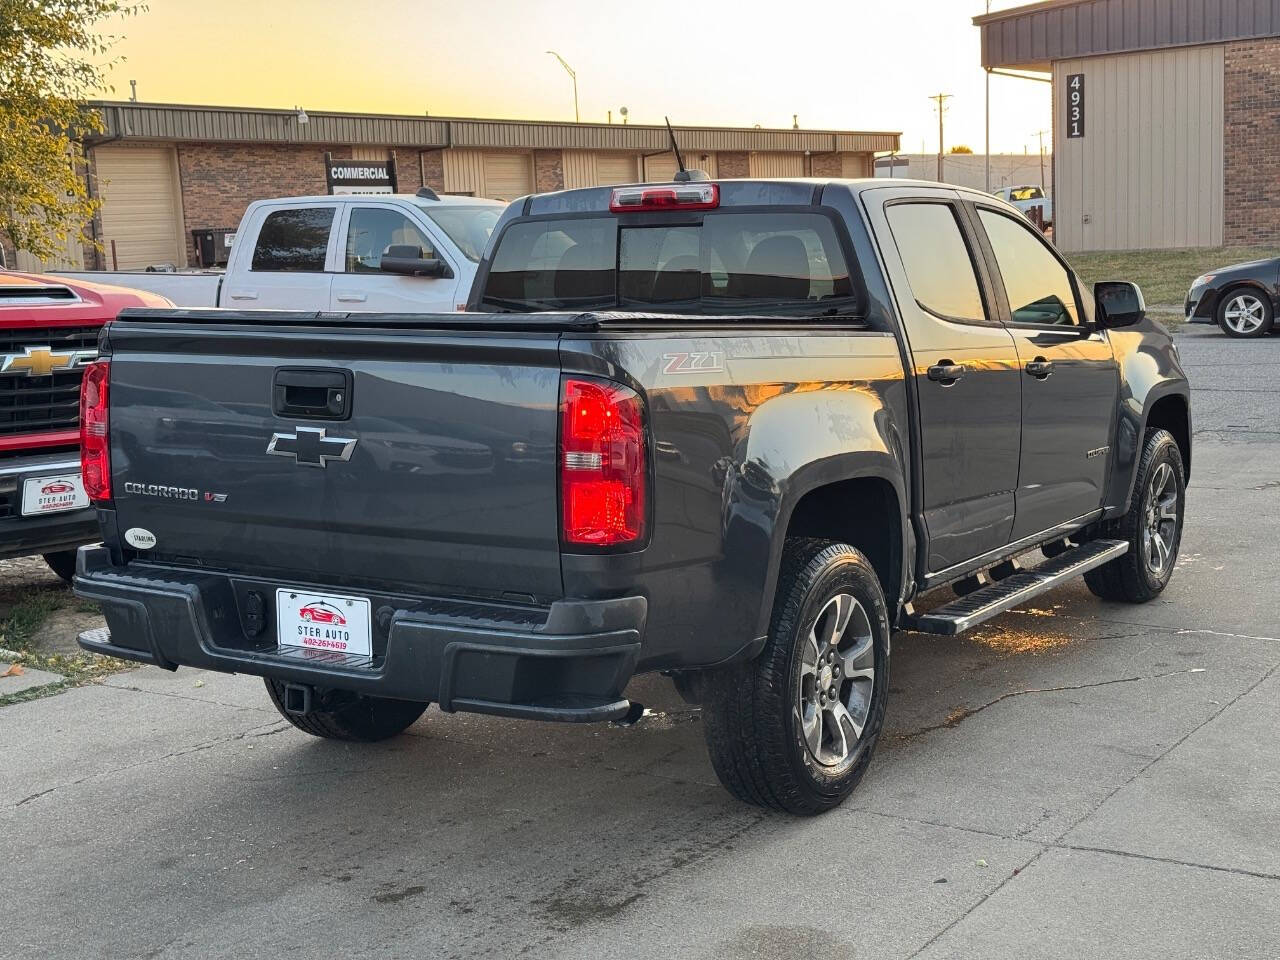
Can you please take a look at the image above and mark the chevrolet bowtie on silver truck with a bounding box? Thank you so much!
[73,178,1190,814]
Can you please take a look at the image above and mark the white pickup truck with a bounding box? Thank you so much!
[58,191,505,311]
[991,185,1053,228]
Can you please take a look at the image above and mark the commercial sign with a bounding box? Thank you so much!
[324,152,397,195]
[1066,74,1085,139]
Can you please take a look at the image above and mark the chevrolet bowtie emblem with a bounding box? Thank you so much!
[1,346,96,378]
[266,426,357,468]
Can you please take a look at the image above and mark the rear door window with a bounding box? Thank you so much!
[480,211,856,316]
[884,202,986,323]
[251,207,335,272]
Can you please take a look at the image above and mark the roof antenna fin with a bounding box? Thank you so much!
[665,117,709,183]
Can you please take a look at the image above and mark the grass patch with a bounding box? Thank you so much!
[0,589,128,706]
[1065,245,1280,308]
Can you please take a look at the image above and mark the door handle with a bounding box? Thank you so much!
[927,362,966,385]
[272,368,353,420]
[336,293,368,303]
[1025,357,1054,379]
[228,291,258,301]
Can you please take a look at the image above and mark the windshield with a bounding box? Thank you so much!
[480,211,859,317]
[416,203,503,262]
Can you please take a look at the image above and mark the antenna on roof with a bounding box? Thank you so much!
[664,116,709,182]
[416,186,440,201]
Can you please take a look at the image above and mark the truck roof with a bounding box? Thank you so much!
[247,194,506,207]
[518,177,1014,215]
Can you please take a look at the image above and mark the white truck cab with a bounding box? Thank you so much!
[59,191,505,312]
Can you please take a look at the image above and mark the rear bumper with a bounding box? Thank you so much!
[0,454,98,560]
[73,545,645,723]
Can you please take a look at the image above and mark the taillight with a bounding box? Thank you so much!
[559,377,647,547]
[80,360,111,502]
[609,183,719,213]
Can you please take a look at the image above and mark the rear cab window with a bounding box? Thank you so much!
[251,207,335,272]
[479,209,859,318]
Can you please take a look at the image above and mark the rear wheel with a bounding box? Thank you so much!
[43,550,78,584]
[702,539,890,815]
[1084,428,1185,603]
[1217,288,1273,338]
[264,679,428,741]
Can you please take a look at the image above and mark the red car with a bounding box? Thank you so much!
[0,270,170,581]
[298,602,347,626]
[41,480,76,495]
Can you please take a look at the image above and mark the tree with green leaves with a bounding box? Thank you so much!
[0,1,142,263]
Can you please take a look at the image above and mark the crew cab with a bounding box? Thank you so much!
[73,178,1190,814]
[0,271,169,580]
[57,191,504,312]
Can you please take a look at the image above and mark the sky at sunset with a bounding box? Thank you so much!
[94,0,1053,155]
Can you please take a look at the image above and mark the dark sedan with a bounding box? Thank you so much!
[1186,257,1280,337]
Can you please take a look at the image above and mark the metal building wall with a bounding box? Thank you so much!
[1054,45,1224,251]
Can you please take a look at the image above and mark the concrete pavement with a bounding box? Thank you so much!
[4,326,1278,959]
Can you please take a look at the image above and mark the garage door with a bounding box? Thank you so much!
[748,152,805,178]
[482,153,533,200]
[596,154,639,185]
[94,145,184,269]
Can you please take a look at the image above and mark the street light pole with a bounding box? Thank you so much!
[546,50,579,123]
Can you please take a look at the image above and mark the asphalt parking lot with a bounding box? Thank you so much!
[4,324,1278,960]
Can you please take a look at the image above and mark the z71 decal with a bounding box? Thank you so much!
[662,351,725,375]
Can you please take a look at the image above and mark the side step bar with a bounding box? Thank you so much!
[904,539,1128,636]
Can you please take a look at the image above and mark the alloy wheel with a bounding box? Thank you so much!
[1223,294,1267,335]
[1142,461,1179,577]
[795,593,876,769]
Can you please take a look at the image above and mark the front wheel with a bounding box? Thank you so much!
[1217,288,1273,338]
[264,679,428,741]
[701,539,890,815]
[1084,428,1186,603]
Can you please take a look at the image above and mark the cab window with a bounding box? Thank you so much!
[345,208,436,274]
[251,207,335,272]
[978,208,1079,327]
[884,202,986,323]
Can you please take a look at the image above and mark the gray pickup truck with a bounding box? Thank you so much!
[73,178,1190,815]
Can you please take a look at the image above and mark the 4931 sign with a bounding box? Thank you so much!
[1067,74,1085,139]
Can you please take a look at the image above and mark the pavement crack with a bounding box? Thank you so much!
[1058,843,1280,883]
[895,668,1207,741]
[9,718,290,809]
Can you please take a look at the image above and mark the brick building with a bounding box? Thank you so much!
[62,102,899,270]
[976,0,1280,252]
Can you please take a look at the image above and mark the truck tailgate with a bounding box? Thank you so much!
[105,314,565,601]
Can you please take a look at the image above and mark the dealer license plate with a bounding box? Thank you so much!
[276,588,372,657]
[21,473,89,516]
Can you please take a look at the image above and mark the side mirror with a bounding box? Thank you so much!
[1094,280,1146,328]
[379,244,453,279]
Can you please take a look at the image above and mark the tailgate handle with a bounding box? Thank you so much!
[272,368,353,420]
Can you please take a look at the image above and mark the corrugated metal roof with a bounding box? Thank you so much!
[975,0,1280,70]
[87,102,900,154]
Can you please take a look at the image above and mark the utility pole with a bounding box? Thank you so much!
[545,50,579,123]
[984,0,991,192]
[1032,128,1049,189]
[929,93,952,182]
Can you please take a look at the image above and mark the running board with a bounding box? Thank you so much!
[904,539,1128,636]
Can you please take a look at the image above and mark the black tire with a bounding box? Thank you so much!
[43,550,78,584]
[701,539,890,815]
[264,679,428,742]
[1084,428,1186,603]
[1216,286,1273,338]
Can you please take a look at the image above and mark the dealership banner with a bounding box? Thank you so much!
[324,153,397,195]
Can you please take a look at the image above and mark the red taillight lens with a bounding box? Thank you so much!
[559,377,647,546]
[80,360,111,502]
[609,182,719,213]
